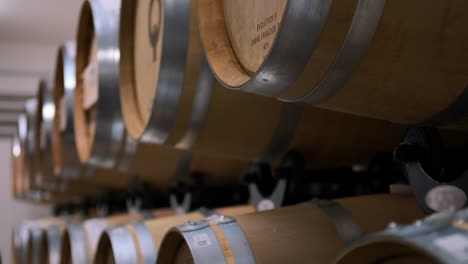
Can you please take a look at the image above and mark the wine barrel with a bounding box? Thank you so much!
[61,212,149,264]
[40,223,67,264]
[52,42,82,180]
[75,0,250,187]
[36,80,62,191]
[198,0,468,129]
[12,118,26,199]
[16,218,68,264]
[24,98,38,195]
[335,210,468,264]
[52,41,132,189]
[157,194,424,264]
[12,221,35,264]
[94,205,253,263]
[119,0,404,167]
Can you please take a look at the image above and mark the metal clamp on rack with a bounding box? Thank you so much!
[394,126,468,213]
[247,152,305,211]
[126,178,160,219]
[169,182,192,215]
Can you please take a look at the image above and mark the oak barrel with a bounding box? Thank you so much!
[198,0,468,129]
[119,0,404,167]
[24,98,38,196]
[60,213,146,264]
[334,210,468,264]
[157,194,424,264]
[14,218,68,264]
[36,80,63,191]
[52,42,83,180]
[93,205,254,263]
[75,0,250,187]
[52,40,132,189]
[40,222,68,264]
[12,118,26,199]
[12,221,34,264]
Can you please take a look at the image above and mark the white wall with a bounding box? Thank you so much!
[0,2,84,262]
[0,139,51,263]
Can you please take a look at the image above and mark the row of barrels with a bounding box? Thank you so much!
[12,0,468,203]
[18,193,465,264]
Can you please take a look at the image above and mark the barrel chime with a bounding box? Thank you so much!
[11,0,468,264]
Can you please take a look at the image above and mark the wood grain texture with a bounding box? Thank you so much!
[120,0,165,138]
[222,0,287,74]
[318,0,468,124]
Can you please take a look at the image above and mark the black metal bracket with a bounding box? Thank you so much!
[246,152,305,211]
[169,182,192,214]
[394,126,468,213]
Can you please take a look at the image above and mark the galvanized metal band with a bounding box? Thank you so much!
[256,103,304,162]
[104,226,139,264]
[114,132,139,173]
[175,215,255,264]
[295,0,387,104]
[222,0,333,97]
[66,223,91,264]
[310,200,362,246]
[86,0,125,168]
[24,99,38,192]
[40,83,57,188]
[174,55,214,150]
[29,227,43,264]
[140,0,191,145]
[45,225,62,264]
[17,223,33,264]
[131,221,158,264]
[360,213,468,264]
[57,42,82,179]
[207,215,256,264]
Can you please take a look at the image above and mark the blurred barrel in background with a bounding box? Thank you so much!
[94,205,253,263]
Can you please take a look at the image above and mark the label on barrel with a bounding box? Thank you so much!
[192,233,212,248]
[434,233,468,261]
